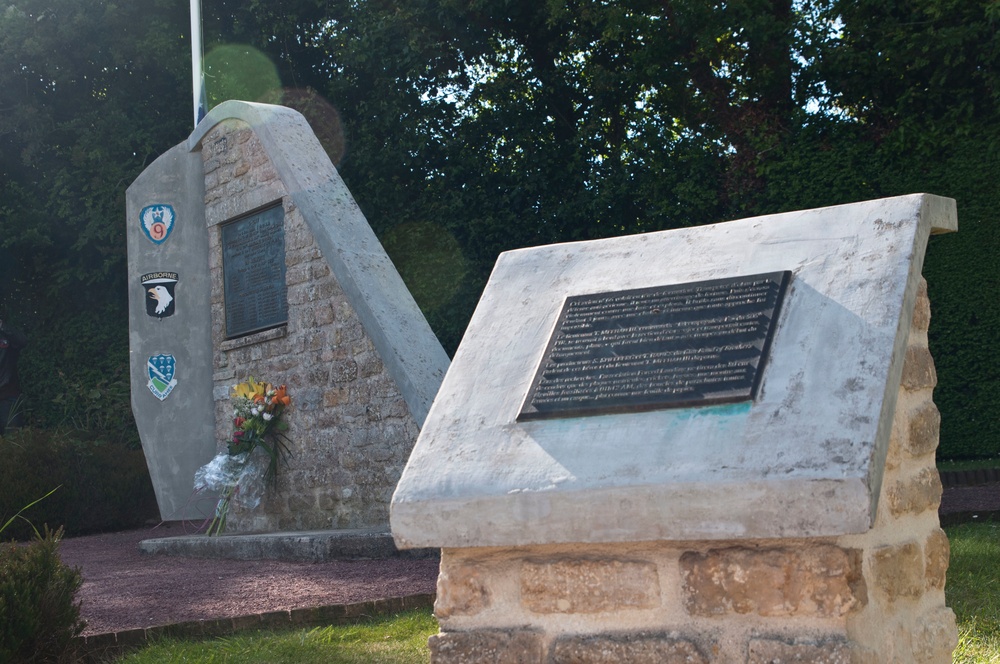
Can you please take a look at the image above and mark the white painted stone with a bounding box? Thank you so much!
[127,144,218,520]
[391,194,956,548]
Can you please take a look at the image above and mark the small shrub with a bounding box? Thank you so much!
[0,528,85,663]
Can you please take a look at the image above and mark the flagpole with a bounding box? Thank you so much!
[190,0,207,127]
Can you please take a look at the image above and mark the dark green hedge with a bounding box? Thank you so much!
[12,304,139,450]
[746,122,999,460]
[0,428,158,541]
[912,136,1000,460]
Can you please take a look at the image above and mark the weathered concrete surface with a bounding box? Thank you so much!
[391,194,957,548]
[138,527,436,562]
[126,143,218,521]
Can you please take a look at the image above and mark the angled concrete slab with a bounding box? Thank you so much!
[138,527,436,562]
[126,144,217,521]
[391,194,957,548]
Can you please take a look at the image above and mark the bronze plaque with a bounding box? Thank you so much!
[221,205,288,338]
[518,271,791,420]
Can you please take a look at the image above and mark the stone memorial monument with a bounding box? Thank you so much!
[127,101,449,532]
[391,194,957,662]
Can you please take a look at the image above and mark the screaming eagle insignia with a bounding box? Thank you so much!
[141,272,178,319]
[147,354,177,401]
[140,204,176,245]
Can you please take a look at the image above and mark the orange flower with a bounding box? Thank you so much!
[273,384,291,407]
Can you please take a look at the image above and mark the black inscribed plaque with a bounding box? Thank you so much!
[221,205,288,338]
[517,271,791,421]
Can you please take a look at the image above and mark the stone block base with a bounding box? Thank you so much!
[428,280,956,664]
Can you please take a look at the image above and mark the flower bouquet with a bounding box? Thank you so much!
[194,377,291,535]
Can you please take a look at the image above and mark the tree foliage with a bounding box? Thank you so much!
[0,0,996,458]
[0,0,190,438]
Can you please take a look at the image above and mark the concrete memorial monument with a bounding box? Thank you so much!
[128,101,449,533]
[392,194,957,662]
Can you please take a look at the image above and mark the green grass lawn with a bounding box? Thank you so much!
[115,609,437,664]
[115,523,999,663]
[948,521,1000,663]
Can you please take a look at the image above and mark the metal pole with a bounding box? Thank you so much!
[190,0,207,127]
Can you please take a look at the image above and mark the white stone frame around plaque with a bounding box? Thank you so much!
[391,194,957,548]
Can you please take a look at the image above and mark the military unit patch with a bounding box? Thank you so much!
[147,353,177,401]
[141,272,178,319]
[138,202,180,400]
[140,204,175,245]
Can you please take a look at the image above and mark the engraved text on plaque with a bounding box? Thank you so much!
[221,205,288,338]
[518,271,791,420]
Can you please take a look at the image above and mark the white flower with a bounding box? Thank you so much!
[263,412,273,421]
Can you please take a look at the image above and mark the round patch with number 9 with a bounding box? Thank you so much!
[140,204,176,245]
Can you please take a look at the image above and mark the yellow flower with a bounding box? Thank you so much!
[232,377,267,400]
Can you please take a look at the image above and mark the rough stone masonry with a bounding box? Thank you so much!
[195,103,449,533]
[201,119,412,530]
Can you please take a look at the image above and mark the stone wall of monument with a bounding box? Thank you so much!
[428,279,956,663]
[200,119,420,532]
